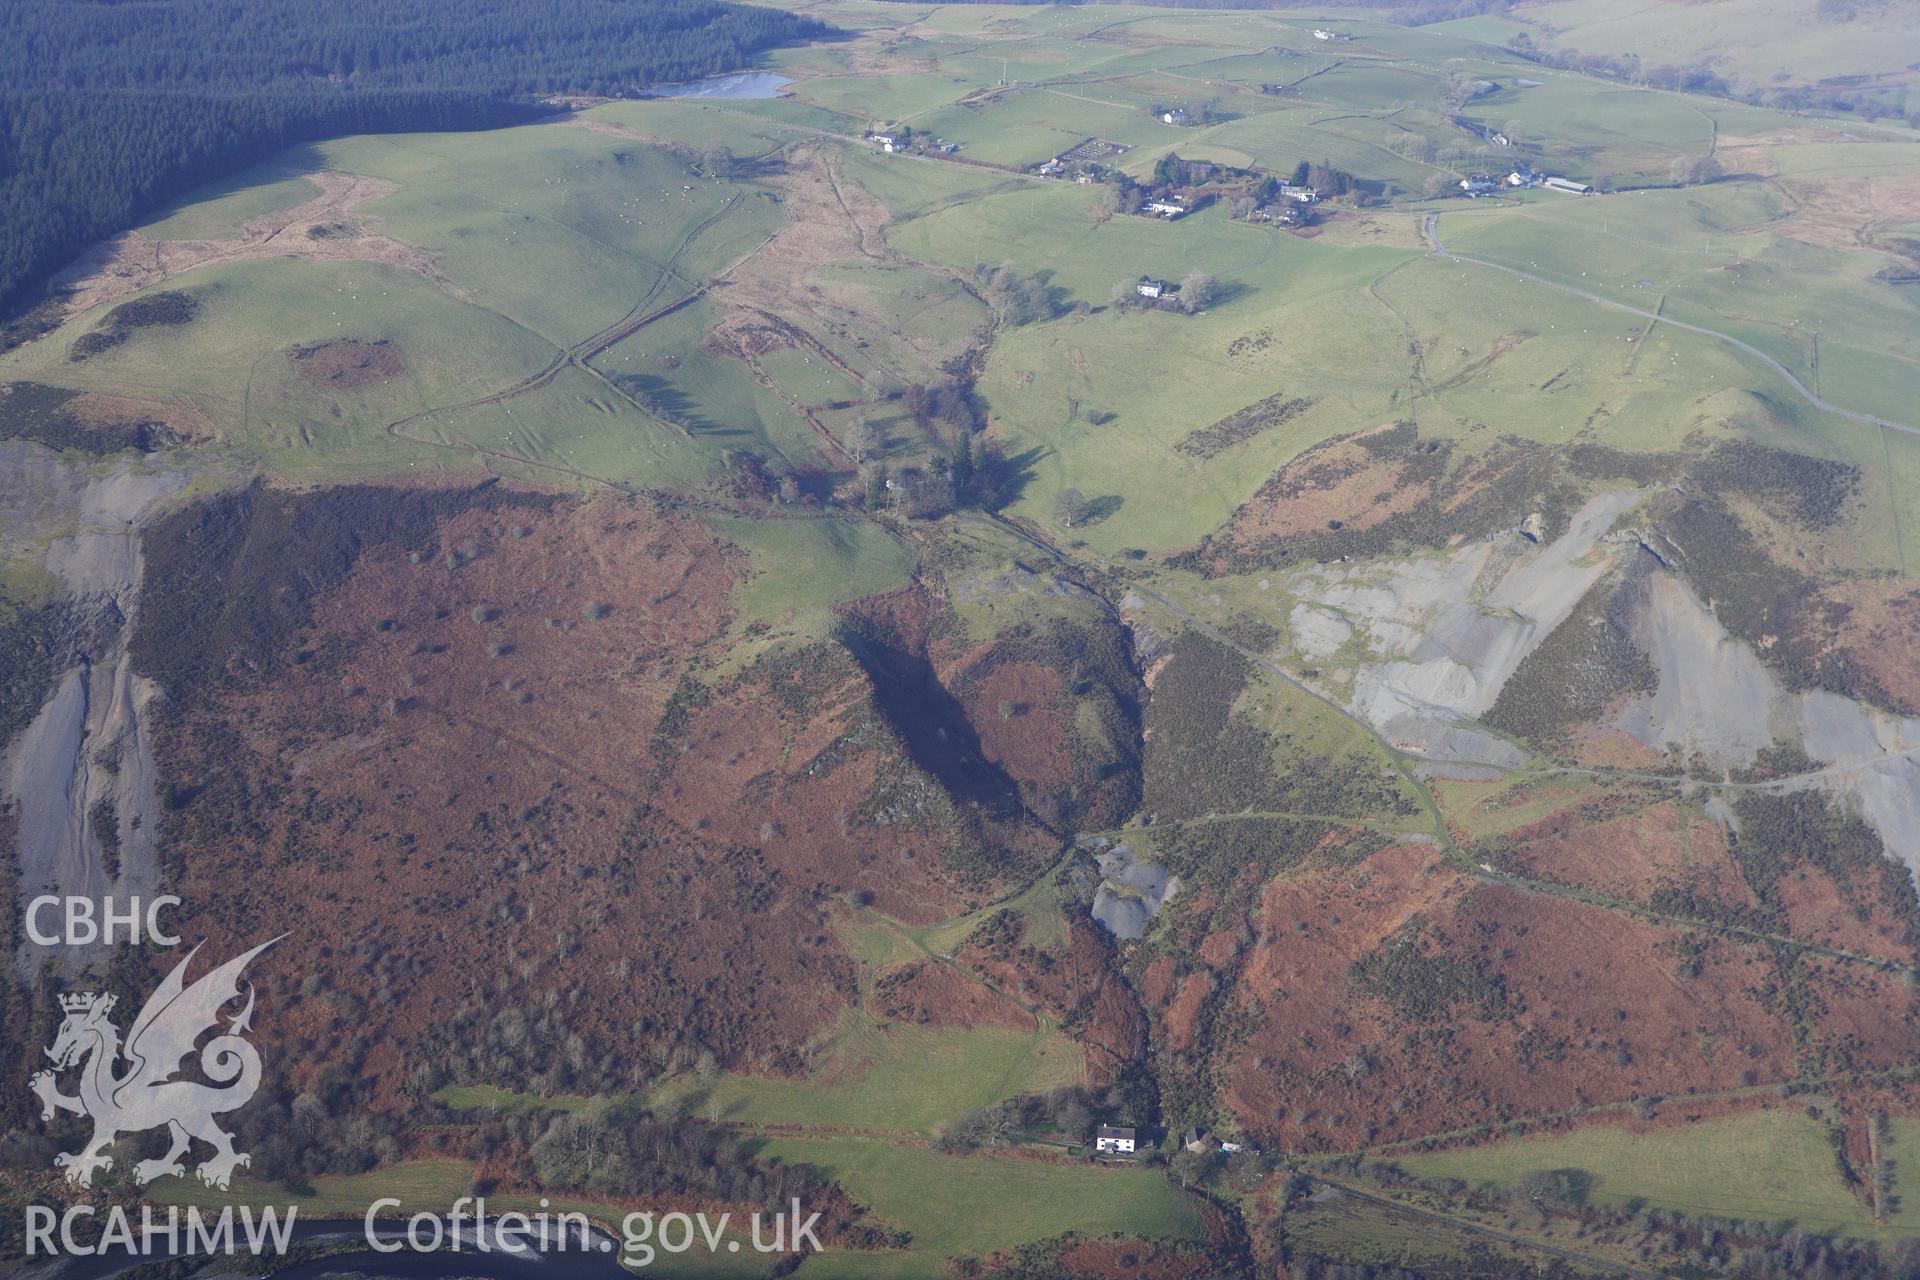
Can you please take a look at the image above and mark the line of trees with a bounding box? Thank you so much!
[978,261,1061,326]
[0,0,832,322]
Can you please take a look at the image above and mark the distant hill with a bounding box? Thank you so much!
[1496,0,1920,112]
[858,0,1918,120]
[0,0,832,326]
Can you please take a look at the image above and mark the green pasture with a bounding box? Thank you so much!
[591,295,822,467]
[948,53,1146,94]
[1461,81,1714,184]
[897,197,1418,550]
[811,258,989,373]
[891,180,1364,309]
[433,1019,1078,1140]
[404,363,722,494]
[839,146,1025,222]
[707,514,915,634]
[1284,1193,1563,1272]
[1166,47,1328,90]
[1309,18,1511,64]
[1419,14,1531,46]
[137,166,322,240]
[911,86,1173,171]
[1391,1109,1874,1235]
[672,91,864,139]
[1887,1120,1920,1233]
[1769,141,1920,180]
[1430,773,1607,843]
[791,72,975,128]
[1518,0,1920,94]
[0,256,557,481]
[650,1016,1083,1134]
[752,1136,1206,1277]
[759,343,865,408]
[1381,255,1788,448]
[887,861,1072,959]
[317,126,774,347]
[583,97,828,155]
[6,0,1912,559]
[1141,110,1439,191]
[1438,187,1920,420]
[1304,62,1453,115]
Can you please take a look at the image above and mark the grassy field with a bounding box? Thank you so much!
[705,514,915,635]
[1391,1110,1874,1234]
[1430,773,1607,842]
[1284,1191,1565,1272]
[592,295,821,463]
[651,1015,1083,1134]
[405,363,723,493]
[895,196,1418,552]
[138,166,322,240]
[1439,185,1920,427]
[12,1,1895,531]
[752,1135,1206,1277]
[0,256,559,481]
[316,127,774,349]
[1512,0,1920,96]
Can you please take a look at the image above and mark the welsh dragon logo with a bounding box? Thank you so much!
[32,938,278,1190]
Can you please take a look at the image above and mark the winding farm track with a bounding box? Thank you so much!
[1422,211,1920,436]
[384,193,746,464]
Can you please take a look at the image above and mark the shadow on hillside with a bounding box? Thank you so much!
[614,372,729,436]
[982,444,1045,512]
[834,620,1023,820]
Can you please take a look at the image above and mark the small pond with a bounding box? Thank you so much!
[650,71,792,100]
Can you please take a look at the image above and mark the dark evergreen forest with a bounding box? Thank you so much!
[0,0,832,319]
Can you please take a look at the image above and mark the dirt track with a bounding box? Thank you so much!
[52,170,457,323]
[383,193,751,465]
[1422,210,1920,437]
